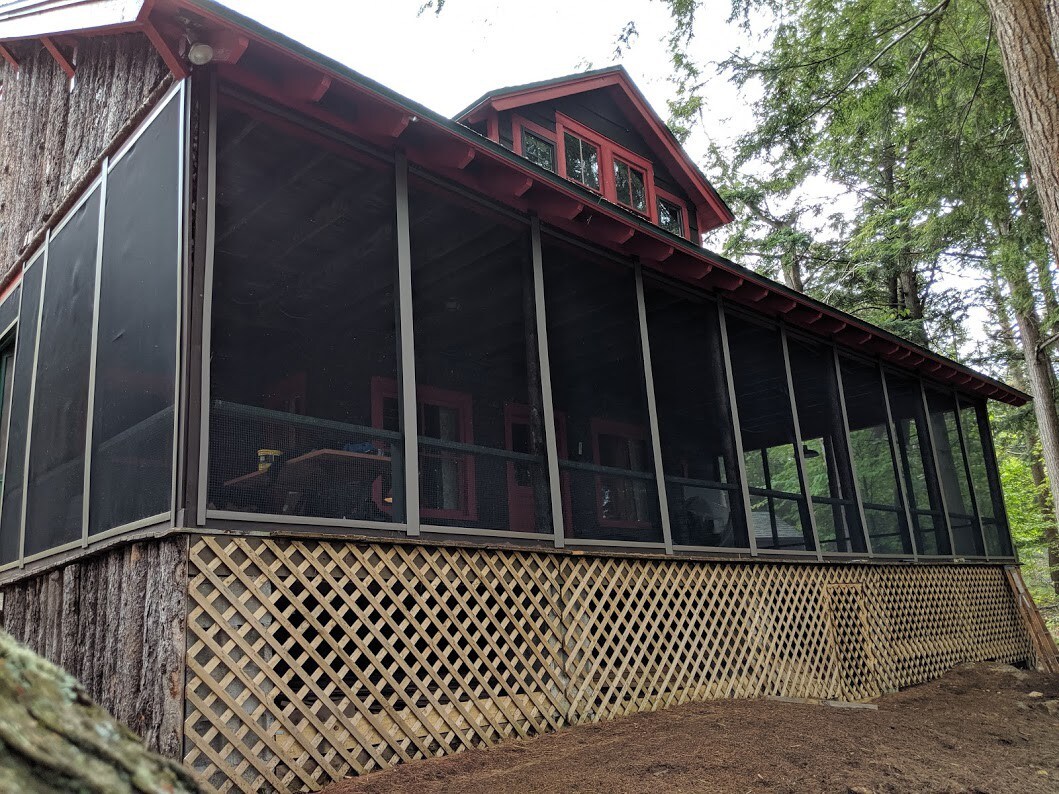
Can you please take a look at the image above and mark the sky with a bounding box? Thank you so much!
[216,0,757,170]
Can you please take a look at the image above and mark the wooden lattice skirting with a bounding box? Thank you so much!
[183,537,1033,793]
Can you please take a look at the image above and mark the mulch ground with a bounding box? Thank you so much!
[321,663,1059,794]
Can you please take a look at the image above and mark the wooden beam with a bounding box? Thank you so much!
[735,283,770,303]
[208,30,250,65]
[408,137,476,171]
[488,170,533,198]
[41,37,74,79]
[282,71,332,104]
[582,212,635,245]
[141,20,187,79]
[709,270,744,291]
[527,191,583,221]
[356,105,412,140]
[0,43,19,72]
[623,232,674,261]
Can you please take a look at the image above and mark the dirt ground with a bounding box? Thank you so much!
[322,663,1059,794]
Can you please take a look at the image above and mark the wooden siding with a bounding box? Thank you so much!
[185,536,1032,793]
[0,536,189,758]
[0,33,168,279]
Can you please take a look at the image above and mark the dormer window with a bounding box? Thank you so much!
[657,196,684,237]
[522,128,556,172]
[613,157,647,214]
[563,131,600,191]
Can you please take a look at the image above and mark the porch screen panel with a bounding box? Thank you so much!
[925,387,983,556]
[0,285,21,537]
[884,372,950,555]
[408,181,548,533]
[24,188,100,556]
[89,94,180,534]
[644,283,747,548]
[839,357,912,555]
[0,264,40,563]
[787,338,865,553]
[724,312,813,551]
[542,237,662,543]
[958,396,1012,557]
[208,103,402,524]
[0,284,19,335]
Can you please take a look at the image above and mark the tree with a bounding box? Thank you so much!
[986,0,1059,269]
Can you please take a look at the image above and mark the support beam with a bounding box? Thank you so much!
[0,43,18,72]
[623,232,673,261]
[281,71,332,104]
[527,191,583,221]
[141,20,187,79]
[41,37,74,79]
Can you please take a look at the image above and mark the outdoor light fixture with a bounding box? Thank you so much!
[187,42,215,66]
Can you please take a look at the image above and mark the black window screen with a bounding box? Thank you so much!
[0,285,20,504]
[0,264,39,563]
[89,95,180,534]
[543,238,661,543]
[724,312,813,551]
[925,387,983,556]
[208,102,402,524]
[644,283,747,548]
[884,372,950,555]
[839,357,912,554]
[408,180,548,533]
[24,187,100,556]
[0,285,19,335]
[788,340,866,553]
[958,396,1012,556]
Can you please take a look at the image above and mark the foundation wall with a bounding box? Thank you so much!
[183,536,1032,793]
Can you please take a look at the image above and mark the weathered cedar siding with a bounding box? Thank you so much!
[0,536,189,758]
[0,33,168,278]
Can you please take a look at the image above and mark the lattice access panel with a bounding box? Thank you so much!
[184,537,1032,792]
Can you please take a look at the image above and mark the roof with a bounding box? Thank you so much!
[456,65,734,233]
[0,0,1031,407]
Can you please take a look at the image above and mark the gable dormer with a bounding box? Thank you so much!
[456,66,734,244]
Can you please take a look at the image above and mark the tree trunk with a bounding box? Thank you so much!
[1006,260,1059,569]
[988,0,1059,266]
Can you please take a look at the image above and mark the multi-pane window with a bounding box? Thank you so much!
[613,158,647,213]
[521,128,556,172]
[657,197,684,237]
[563,132,600,191]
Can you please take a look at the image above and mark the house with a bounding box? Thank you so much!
[0,1,1043,791]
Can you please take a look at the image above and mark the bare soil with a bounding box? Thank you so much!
[322,663,1059,794]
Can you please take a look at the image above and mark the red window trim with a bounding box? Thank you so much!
[554,112,658,223]
[370,376,478,522]
[590,417,654,530]
[654,185,691,241]
[511,115,557,164]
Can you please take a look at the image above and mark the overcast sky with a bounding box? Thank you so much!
[216,0,756,168]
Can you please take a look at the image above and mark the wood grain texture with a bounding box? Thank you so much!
[0,537,189,759]
[0,33,167,279]
[988,0,1059,266]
